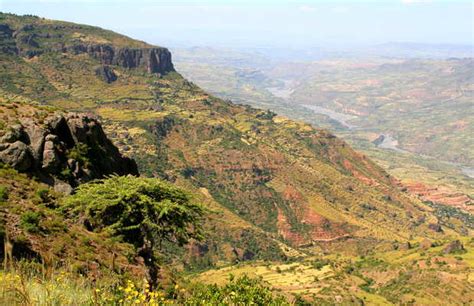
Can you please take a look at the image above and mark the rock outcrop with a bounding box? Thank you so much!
[442,240,465,254]
[1,22,175,75]
[68,44,174,75]
[0,112,138,193]
[428,223,443,233]
[95,65,117,83]
[0,24,18,54]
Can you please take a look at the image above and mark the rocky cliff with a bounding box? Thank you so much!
[67,44,174,74]
[0,105,138,193]
[0,17,174,75]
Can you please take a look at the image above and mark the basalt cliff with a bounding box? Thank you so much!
[0,21,174,75]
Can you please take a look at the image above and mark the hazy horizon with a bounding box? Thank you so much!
[1,0,472,50]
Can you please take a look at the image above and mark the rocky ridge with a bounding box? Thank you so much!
[0,109,138,193]
[0,21,174,75]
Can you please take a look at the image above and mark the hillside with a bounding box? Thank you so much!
[173,47,474,213]
[0,13,473,304]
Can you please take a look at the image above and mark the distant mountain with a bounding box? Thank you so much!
[372,42,473,58]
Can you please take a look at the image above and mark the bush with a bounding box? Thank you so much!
[181,275,289,305]
[0,185,8,202]
[67,143,90,167]
[311,258,330,270]
[20,211,41,233]
[32,187,54,206]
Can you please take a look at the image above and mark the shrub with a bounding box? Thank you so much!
[20,211,41,233]
[0,185,8,202]
[67,142,90,167]
[311,258,330,270]
[181,275,289,305]
[32,187,54,206]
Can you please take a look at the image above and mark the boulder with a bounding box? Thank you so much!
[428,223,443,232]
[22,120,48,161]
[0,124,28,143]
[95,65,117,83]
[0,111,138,193]
[0,141,33,171]
[443,240,465,254]
[54,180,73,195]
[42,136,61,172]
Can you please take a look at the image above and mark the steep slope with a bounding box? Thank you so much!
[0,12,471,264]
[0,102,145,282]
[173,48,474,212]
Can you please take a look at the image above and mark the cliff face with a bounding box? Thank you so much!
[68,44,174,74]
[0,18,174,75]
[0,107,138,193]
[0,24,18,54]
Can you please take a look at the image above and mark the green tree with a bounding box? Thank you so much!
[181,275,289,305]
[62,175,205,285]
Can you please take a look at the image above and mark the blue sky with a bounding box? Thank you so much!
[0,0,472,48]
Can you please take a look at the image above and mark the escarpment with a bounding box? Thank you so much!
[66,44,174,74]
[0,20,174,75]
[0,24,18,54]
[0,110,138,193]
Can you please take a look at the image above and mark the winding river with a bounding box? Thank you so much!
[301,104,357,129]
[266,80,474,180]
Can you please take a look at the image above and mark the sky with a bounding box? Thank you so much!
[0,0,472,49]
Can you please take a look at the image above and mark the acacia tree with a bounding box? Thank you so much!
[63,175,205,285]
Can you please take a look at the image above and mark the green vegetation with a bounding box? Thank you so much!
[63,175,204,248]
[66,143,90,168]
[63,175,205,284]
[174,48,474,211]
[19,211,42,233]
[1,268,288,305]
[181,275,288,305]
[0,185,8,202]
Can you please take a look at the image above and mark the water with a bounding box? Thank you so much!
[376,134,409,153]
[302,104,357,129]
[266,80,295,99]
[461,167,474,179]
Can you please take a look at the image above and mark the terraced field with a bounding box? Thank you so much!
[195,236,474,304]
[174,48,474,212]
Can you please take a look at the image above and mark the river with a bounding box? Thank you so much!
[267,80,473,180]
[266,80,295,99]
[301,104,357,129]
[461,167,474,179]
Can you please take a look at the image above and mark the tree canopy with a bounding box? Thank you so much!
[63,175,205,249]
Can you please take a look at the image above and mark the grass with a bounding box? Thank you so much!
[173,49,474,210]
[0,269,103,305]
[191,239,474,304]
[1,265,291,305]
